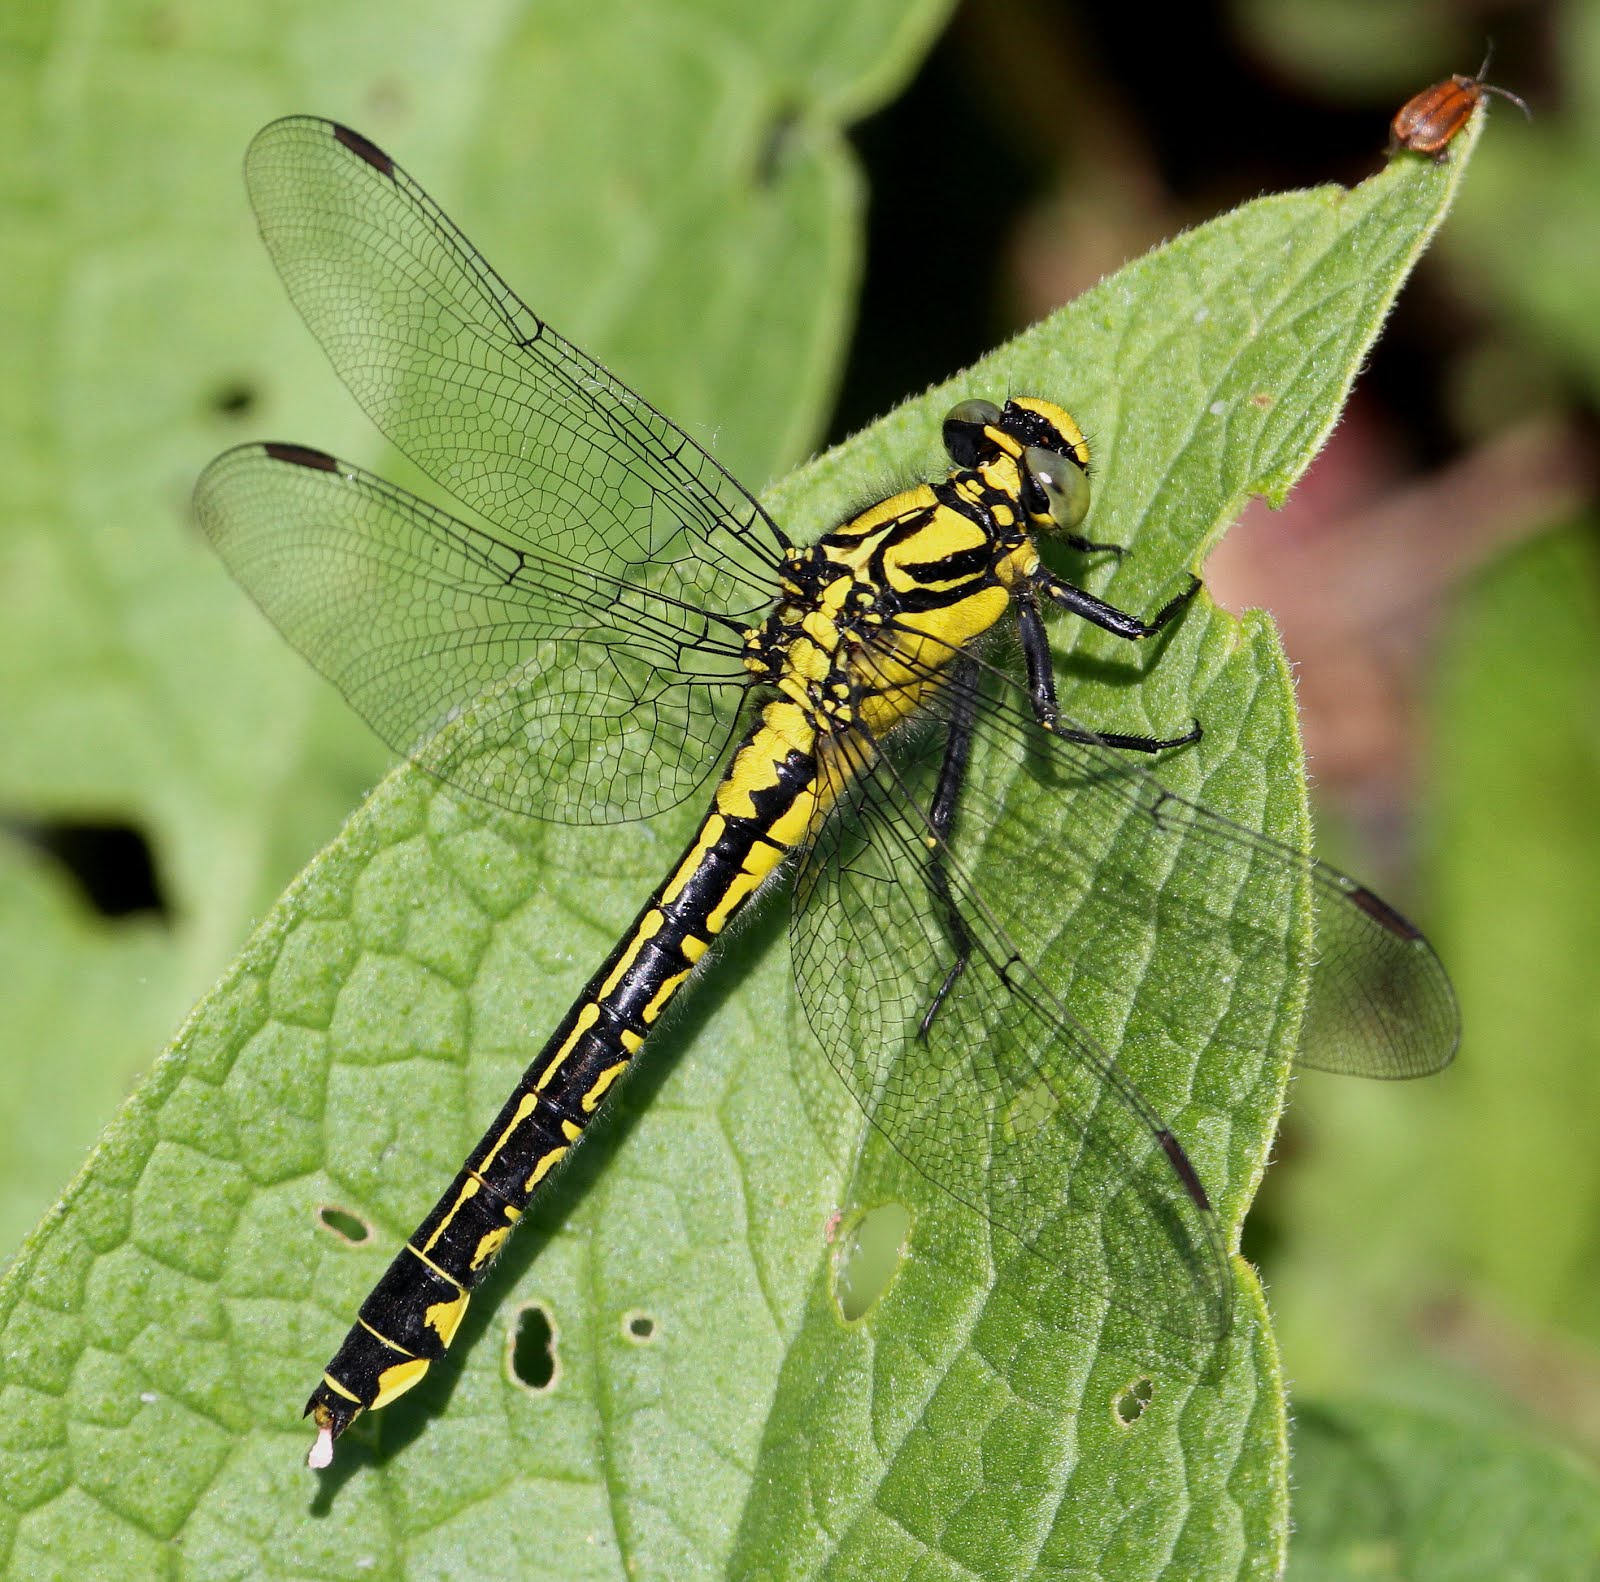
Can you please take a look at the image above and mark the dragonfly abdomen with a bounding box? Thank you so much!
[304,706,824,1461]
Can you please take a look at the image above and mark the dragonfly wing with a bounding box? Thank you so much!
[952,667,1462,1083]
[195,443,749,822]
[791,729,1232,1352]
[1289,864,1458,1079]
[242,115,788,624]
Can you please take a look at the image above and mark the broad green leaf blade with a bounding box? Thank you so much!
[0,844,175,1253]
[0,106,1464,1582]
[733,144,1473,1581]
[1290,1394,1600,1579]
[0,0,929,1271]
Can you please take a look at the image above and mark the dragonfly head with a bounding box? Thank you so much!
[942,397,1093,539]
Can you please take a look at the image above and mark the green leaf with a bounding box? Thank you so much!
[1289,1393,1600,1579]
[0,40,1467,1582]
[0,844,175,1253]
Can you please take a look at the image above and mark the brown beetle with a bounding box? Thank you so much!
[1390,51,1531,159]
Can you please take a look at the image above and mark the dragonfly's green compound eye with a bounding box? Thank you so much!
[1023,443,1092,533]
[942,399,1005,467]
[945,398,1003,428]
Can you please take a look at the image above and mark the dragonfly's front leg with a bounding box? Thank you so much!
[1015,583,1202,752]
[917,658,979,1040]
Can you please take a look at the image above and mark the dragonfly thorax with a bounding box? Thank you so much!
[742,396,1095,731]
[745,548,891,728]
[746,493,1040,748]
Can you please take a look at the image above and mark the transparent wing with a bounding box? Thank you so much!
[242,115,789,625]
[790,634,1456,1345]
[793,730,1233,1350]
[195,443,751,823]
[947,662,1460,1083]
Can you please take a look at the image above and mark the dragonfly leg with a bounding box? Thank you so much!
[918,659,979,1039]
[1016,589,1203,753]
[1039,568,1201,640]
[1054,718,1202,754]
[1056,531,1126,558]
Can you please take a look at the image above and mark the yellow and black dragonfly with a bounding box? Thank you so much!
[195,117,1459,1470]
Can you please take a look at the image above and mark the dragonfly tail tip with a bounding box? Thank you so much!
[307,1425,335,1471]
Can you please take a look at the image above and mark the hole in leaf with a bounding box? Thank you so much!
[623,1311,656,1343]
[16,819,167,919]
[210,380,258,418]
[317,1206,371,1244]
[833,1201,911,1322]
[1113,1376,1155,1427]
[509,1302,558,1392]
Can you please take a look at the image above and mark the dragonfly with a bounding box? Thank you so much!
[194,117,1459,1469]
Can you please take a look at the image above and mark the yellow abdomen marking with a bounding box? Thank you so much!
[419,1177,482,1258]
[662,821,724,905]
[425,1291,471,1346]
[537,1002,601,1090]
[525,1145,568,1192]
[705,837,791,935]
[599,908,665,998]
[321,1372,363,1404]
[644,972,688,1023]
[581,1060,629,1113]
[480,1093,539,1173]
[372,1358,432,1410]
[472,1226,513,1269]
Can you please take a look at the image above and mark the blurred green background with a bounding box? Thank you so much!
[2,0,1598,1567]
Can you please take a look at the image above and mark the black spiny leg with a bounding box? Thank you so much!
[1057,531,1126,559]
[918,658,980,1040]
[1041,568,1202,641]
[1017,583,1203,754]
